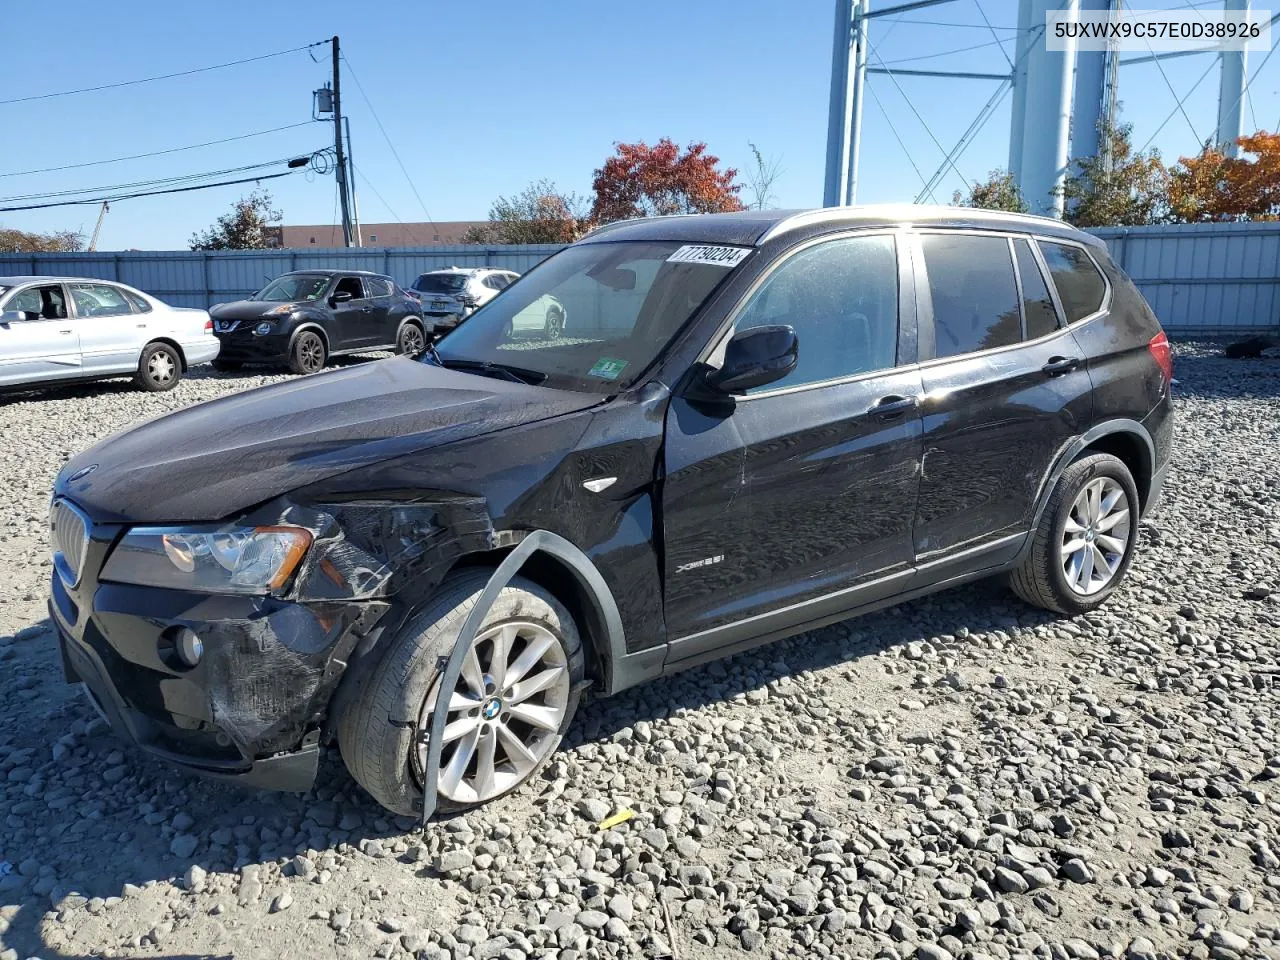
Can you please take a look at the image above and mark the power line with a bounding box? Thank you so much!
[879,36,1012,67]
[868,47,971,188]
[353,167,424,243]
[974,1,1014,70]
[0,42,328,105]
[1139,57,1219,151]
[340,54,438,233]
[0,122,320,180]
[865,82,934,200]
[1145,39,1204,145]
[0,156,312,204]
[878,17,1017,30]
[0,170,300,213]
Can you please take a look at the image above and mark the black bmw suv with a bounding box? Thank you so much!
[210,270,426,374]
[48,207,1172,816]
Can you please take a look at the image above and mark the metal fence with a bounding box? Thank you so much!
[0,245,564,310]
[2,222,1278,334]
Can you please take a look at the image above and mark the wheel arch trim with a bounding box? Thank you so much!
[417,529,626,822]
[1017,418,1156,565]
[288,322,330,353]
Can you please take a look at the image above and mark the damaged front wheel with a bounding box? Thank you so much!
[336,570,584,816]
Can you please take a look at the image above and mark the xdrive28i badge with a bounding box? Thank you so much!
[66,464,98,483]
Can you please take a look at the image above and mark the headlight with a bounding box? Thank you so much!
[264,304,294,317]
[101,525,312,594]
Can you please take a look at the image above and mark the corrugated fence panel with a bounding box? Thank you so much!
[3,228,1279,333]
[1091,222,1280,333]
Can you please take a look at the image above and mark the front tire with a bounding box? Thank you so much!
[1010,452,1140,615]
[134,342,182,392]
[337,572,584,817]
[288,330,327,374]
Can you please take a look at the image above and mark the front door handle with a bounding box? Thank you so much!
[871,395,919,421]
[59,329,74,335]
[1042,356,1082,377]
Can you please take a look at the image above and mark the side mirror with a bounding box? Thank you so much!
[331,290,354,305]
[0,310,24,324]
[706,324,798,394]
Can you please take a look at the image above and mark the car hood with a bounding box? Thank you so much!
[57,357,600,523]
[210,299,303,321]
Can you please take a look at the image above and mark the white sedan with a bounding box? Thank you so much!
[0,276,220,392]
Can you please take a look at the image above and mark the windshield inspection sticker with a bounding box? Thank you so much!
[666,244,752,268]
[588,358,629,380]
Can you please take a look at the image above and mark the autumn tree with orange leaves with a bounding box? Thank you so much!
[1168,132,1280,222]
[591,139,745,224]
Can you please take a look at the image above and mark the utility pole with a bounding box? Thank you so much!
[331,35,354,247]
[345,117,363,247]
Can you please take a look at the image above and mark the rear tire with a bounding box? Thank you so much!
[288,330,327,374]
[134,342,182,392]
[337,572,584,817]
[1009,452,1140,615]
[543,306,565,340]
[397,320,426,356]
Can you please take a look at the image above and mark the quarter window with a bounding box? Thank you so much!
[1038,240,1107,323]
[70,283,132,318]
[734,234,899,391]
[920,234,1020,358]
[1013,239,1059,339]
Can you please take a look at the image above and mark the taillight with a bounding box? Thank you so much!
[204,319,213,333]
[1148,331,1173,386]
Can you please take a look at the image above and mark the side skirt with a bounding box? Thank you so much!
[660,533,1025,677]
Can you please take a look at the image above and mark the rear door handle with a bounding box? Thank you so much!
[871,395,919,421]
[1042,356,1081,376]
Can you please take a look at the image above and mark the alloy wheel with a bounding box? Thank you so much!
[416,621,570,805]
[400,324,425,355]
[1061,476,1131,596]
[545,309,564,340]
[298,333,324,373]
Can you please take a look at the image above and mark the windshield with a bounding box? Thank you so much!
[413,273,469,294]
[429,240,748,393]
[255,275,330,302]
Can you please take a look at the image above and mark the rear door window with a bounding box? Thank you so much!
[1037,240,1107,323]
[70,283,132,318]
[919,233,1020,358]
[1012,239,1060,340]
[367,278,393,298]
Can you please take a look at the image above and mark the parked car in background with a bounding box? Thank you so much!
[0,276,218,392]
[409,268,518,334]
[209,270,425,374]
[47,206,1172,816]
[505,293,567,340]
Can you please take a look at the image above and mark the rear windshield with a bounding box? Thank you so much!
[413,273,469,294]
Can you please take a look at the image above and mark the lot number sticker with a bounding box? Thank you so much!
[666,245,752,268]
[588,357,629,380]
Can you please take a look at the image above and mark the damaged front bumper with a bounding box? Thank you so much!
[48,575,378,792]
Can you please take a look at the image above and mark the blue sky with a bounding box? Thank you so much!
[1,0,1276,250]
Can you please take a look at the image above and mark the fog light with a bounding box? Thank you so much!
[175,628,204,667]
[254,322,272,336]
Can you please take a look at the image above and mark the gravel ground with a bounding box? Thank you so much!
[0,344,1278,960]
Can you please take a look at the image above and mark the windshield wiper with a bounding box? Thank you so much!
[427,350,546,386]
